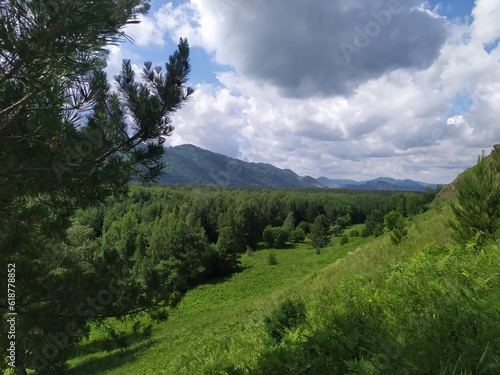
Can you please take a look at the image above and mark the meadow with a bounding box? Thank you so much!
[66,203,473,375]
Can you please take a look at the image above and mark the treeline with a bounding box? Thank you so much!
[76,185,438,281]
[2,185,437,374]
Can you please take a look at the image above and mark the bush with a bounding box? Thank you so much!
[264,299,307,343]
[267,252,278,265]
[364,210,384,237]
[254,244,500,374]
[297,221,310,234]
[263,226,288,248]
[384,210,403,231]
[340,234,349,245]
[272,227,288,248]
[349,229,360,237]
[290,228,305,243]
[361,226,370,237]
[389,217,408,245]
[372,223,384,237]
[262,225,274,247]
[330,224,343,237]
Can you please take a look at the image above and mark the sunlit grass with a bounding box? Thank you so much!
[68,208,451,374]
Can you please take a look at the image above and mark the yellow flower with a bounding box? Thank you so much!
[368,298,373,303]
[461,270,469,277]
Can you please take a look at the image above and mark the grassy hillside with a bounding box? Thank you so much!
[66,202,470,374]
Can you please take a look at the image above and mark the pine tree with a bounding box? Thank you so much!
[282,212,296,234]
[1,1,193,242]
[215,209,244,274]
[309,214,330,249]
[0,2,193,373]
[389,217,408,245]
[450,148,500,244]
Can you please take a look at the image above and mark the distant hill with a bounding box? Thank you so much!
[318,176,438,192]
[158,144,438,191]
[158,144,322,188]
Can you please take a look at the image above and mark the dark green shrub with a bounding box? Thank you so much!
[330,224,343,237]
[364,210,384,237]
[297,221,310,234]
[335,214,350,229]
[264,299,307,343]
[290,228,305,243]
[271,227,288,248]
[340,234,349,245]
[267,252,278,265]
[384,210,403,231]
[361,226,370,237]
[349,229,360,237]
[372,223,384,237]
[389,217,408,245]
[263,226,288,248]
[262,225,274,247]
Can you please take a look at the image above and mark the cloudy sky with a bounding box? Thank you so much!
[108,0,500,184]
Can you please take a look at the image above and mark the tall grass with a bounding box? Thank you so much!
[68,206,458,374]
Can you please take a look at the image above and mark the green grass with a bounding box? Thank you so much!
[67,209,453,374]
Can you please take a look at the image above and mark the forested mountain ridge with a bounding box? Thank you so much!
[316,176,438,191]
[159,144,323,188]
[159,144,438,191]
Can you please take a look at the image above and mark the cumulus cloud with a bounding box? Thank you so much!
[143,0,500,184]
[160,0,447,97]
[124,13,166,47]
[471,0,500,46]
[104,45,143,83]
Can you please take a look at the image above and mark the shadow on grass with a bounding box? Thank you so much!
[67,339,158,375]
[203,264,252,285]
[70,325,154,358]
[253,242,300,251]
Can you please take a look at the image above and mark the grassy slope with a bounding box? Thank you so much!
[68,207,453,375]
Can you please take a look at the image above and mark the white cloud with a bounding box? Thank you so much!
[104,45,124,77]
[471,0,500,46]
[158,0,447,97]
[140,0,500,184]
[104,45,143,82]
[124,13,166,47]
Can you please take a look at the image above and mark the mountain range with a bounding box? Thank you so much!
[157,144,438,192]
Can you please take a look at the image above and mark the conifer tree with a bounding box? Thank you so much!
[450,148,500,244]
[0,1,193,373]
[309,214,330,249]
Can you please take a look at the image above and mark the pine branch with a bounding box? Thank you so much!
[0,0,80,85]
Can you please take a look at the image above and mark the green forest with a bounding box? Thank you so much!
[1,1,500,375]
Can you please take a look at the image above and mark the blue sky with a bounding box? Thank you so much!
[429,0,475,19]
[109,0,500,184]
